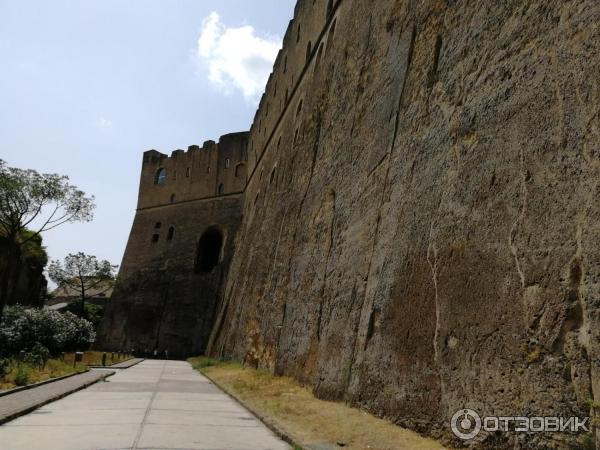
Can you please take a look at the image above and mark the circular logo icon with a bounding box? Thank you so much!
[451,409,482,440]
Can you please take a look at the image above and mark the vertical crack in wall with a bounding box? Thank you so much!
[426,222,445,402]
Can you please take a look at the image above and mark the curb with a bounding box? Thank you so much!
[0,369,89,398]
[200,370,305,450]
[88,357,145,369]
[0,370,115,426]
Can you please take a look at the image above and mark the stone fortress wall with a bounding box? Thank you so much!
[207,0,600,447]
[101,0,600,446]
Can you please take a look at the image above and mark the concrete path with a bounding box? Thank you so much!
[108,358,144,369]
[0,360,290,450]
[0,370,115,425]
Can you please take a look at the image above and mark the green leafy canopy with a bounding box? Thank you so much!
[0,159,95,242]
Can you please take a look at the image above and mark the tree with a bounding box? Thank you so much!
[0,160,95,317]
[48,252,117,317]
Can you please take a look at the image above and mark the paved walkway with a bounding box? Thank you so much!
[0,370,114,425]
[0,360,290,450]
[109,358,144,369]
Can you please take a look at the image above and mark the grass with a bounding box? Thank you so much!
[62,350,132,367]
[0,350,132,391]
[188,356,446,450]
[0,358,86,390]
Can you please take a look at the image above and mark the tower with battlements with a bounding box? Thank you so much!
[97,132,248,357]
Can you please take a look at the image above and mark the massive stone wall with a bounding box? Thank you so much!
[208,0,600,447]
[98,133,248,358]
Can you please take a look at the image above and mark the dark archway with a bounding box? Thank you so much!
[195,227,224,273]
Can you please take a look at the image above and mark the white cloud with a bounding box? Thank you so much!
[197,12,281,101]
[97,117,113,129]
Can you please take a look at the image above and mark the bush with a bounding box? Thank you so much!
[64,302,104,330]
[14,364,31,386]
[0,358,9,379]
[0,305,95,358]
[24,343,50,368]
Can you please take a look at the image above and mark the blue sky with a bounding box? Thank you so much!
[0,0,295,279]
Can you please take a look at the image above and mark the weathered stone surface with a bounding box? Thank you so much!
[102,0,600,447]
[208,0,600,447]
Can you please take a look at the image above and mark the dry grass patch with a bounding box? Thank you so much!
[189,357,446,450]
[62,351,132,366]
[0,358,85,390]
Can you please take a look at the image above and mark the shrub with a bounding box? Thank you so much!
[0,305,95,358]
[0,358,9,379]
[64,302,104,330]
[14,364,31,386]
[24,343,50,368]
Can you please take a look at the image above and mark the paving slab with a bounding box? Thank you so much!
[0,359,290,450]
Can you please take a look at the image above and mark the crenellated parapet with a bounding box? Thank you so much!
[137,132,249,210]
[245,0,341,182]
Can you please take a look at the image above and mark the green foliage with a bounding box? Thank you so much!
[188,356,222,370]
[0,358,9,378]
[0,305,95,358]
[65,302,105,330]
[578,432,597,450]
[0,160,95,314]
[18,230,48,267]
[48,252,116,320]
[24,343,50,368]
[0,160,95,239]
[585,398,600,409]
[14,364,31,386]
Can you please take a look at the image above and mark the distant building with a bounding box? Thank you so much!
[46,279,113,312]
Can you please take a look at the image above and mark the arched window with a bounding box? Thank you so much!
[170,193,175,203]
[207,166,211,173]
[186,167,191,177]
[217,183,225,195]
[195,227,223,273]
[155,168,166,185]
[151,234,159,243]
[167,226,174,241]
[155,222,162,229]
[225,158,230,169]
[235,163,245,178]
[306,41,312,64]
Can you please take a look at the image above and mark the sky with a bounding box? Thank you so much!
[0,0,295,283]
